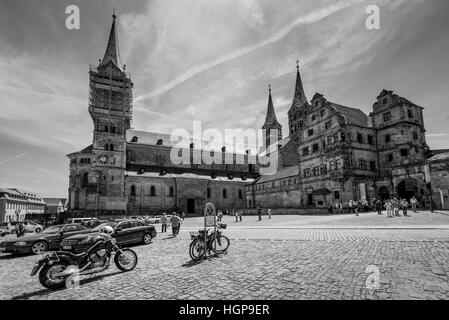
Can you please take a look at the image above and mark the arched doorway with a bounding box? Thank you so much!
[396,179,419,200]
[378,186,390,201]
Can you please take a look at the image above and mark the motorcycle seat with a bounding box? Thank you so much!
[55,251,87,263]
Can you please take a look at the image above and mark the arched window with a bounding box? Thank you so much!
[207,188,211,198]
[238,190,243,199]
[81,172,88,188]
[223,189,227,199]
[169,187,174,197]
[111,126,116,133]
[109,144,114,151]
[104,143,109,151]
[104,125,109,133]
[130,185,136,197]
[150,186,156,197]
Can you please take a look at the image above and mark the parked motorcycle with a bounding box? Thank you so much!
[31,229,138,290]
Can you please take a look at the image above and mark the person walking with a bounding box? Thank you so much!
[161,213,168,233]
[336,202,343,215]
[385,200,392,218]
[410,196,418,213]
[181,212,186,221]
[257,207,262,221]
[375,199,383,215]
[15,222,21,238]
[401,199,409,217]
[170,214,182,237]
[354,200,359,216]
[239,210,243,222]
[235,210,239,223]
[393,198,400,217]
[268,208,272,220]
[348,200,354,214]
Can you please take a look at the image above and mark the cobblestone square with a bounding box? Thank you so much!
[1,212,449,300]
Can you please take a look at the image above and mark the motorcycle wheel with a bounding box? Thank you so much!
[39,262,69,290]
[189,239,205,261]
[114,249,138,272]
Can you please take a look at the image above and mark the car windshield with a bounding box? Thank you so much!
[41,226,62,234]
[91,222,118,232]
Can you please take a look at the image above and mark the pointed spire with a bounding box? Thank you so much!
[293,59,307,106]
[263,84,281,129]
[99,11,123,71]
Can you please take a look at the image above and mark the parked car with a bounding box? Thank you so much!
[66,217,97,225]
[0,227,7,237]
[60,220,157,254]
[145,216,161,224]
[0,224,91,255]
[0,222,18,234]
[23,220,45,233]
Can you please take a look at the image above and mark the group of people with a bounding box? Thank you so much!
[327,196,419,218]
[159,212,185,237]
[374,196,418,218]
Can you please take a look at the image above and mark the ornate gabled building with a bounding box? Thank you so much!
[248,62,433,210]
[67,14,258,216]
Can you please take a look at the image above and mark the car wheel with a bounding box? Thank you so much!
[35,228,42,233]
[142,233,152,245]
[32,241,48,255]
[10,230,16,235]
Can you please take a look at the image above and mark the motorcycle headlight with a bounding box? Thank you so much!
[14,241,28,246]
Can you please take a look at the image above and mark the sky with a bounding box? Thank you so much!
[0,0,448,197]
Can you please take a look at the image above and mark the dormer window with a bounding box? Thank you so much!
[131,136,138,143]
[383,112,392,122]
[383,98,388,105]
[157,139,163,146]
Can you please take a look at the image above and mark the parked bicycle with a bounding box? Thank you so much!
[189,222,230,261]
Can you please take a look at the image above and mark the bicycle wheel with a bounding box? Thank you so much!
[189,239,206,261]
[211,235,230,254]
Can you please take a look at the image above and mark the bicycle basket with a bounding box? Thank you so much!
[189,231,199,239]
[218,223,227,229]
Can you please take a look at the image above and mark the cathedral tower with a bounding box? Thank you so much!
[288,60,309,136]
[262,85,283,148]
[88,12,133,211]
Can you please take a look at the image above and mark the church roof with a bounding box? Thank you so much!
[99,13,123,71]
[43,198,64,206]
[291,61,308,109]
[254,166,299,184]
[329,103,370,127]
[263,85,282,130]
[429,151,449,163]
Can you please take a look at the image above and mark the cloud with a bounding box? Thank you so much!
[135,0,366,102]
[0,151,29,166]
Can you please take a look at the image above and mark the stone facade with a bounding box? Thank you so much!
[248,65,435,210]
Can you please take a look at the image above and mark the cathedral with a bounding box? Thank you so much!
[67,14,258,216]
[68,14,437,217]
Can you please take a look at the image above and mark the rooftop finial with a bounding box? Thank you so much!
[113,7,117,20]
[296,59,300,71]
[269,84,271,94]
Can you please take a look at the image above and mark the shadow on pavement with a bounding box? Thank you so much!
[11,271,123,300]
[181,254,222,268]
[0,253,31,260]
